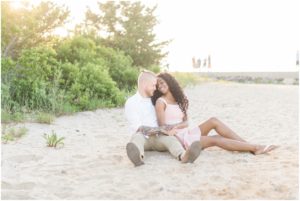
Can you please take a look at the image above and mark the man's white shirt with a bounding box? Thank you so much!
[124,91,158,134]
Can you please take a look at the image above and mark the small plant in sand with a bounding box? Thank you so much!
[43,130,65,148]
[1,126,28,143]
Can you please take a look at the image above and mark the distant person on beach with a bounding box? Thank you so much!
[192,57,196,68]
[296,50,299,66]
[197,58,201,68]
[124,70,201,167]
[151,72,278,155]
[203,58,207,67]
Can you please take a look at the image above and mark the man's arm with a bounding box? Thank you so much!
[125,98,170,136]
[136,125,169,136]
[125,99,142,133]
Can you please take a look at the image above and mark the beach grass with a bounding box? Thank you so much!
[35,112,55,124]
[1,126,28,143]
[43,130,65,148]
[171,72,215,87]
[1,111,25,123]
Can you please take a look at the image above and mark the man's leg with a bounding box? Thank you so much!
[126,132,147,166]
[153,135,183,160]
[154,135,202,163]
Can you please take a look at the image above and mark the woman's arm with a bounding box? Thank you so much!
[155,100,177,135]
[155,99,167,127]
[171,120,188,129]
[155,99,188,135]
[170,115,189,129]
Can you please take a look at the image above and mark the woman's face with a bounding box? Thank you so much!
[157,77,169,94]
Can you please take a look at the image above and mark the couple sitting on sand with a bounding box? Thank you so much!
[125,70,278,167]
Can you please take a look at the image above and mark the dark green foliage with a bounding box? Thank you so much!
[56,36,98,65]
[1,1,166,122]
[11,47,61,111]
[96,45,139,90]
[85,1,169,68]
[66,62,124,109]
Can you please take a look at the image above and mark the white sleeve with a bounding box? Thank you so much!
[124,99,141,133]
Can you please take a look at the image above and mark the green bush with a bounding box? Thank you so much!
[1,36,143,122]
[1,57,15,82]
[1,58,21,112]
[56,36,97,65]
[56,36,139,91]
[96,45,138,91]
[1,83,20,113]
[11,46,62,111]
[67,62,125,109]
[59,62,80,89]
[1,110,25,123]
[148,65,161,74]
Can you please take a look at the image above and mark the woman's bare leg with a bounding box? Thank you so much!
[199,117,247,142]
[199,136,277,154]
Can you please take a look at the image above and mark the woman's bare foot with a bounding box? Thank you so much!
[254,145,279,155]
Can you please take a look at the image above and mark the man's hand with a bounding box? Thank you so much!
[137,126,169,136]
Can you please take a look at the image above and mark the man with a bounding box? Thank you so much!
[125,70,201,166]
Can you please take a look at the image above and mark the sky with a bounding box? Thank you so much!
[10,0,300,72]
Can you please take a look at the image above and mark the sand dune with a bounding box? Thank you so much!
[1,82,298,199]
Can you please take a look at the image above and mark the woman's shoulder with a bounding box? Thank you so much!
[156,97,168,105]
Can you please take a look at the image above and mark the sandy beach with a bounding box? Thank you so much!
[1,81,298,199]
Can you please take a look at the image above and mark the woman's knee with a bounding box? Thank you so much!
[209,117,220,126]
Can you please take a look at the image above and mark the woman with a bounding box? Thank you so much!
[151,72,278,155]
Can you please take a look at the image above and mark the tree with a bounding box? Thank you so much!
[84,1,169,68]
[1,1,70,58]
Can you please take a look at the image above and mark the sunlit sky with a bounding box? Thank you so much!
[10,0,300,72]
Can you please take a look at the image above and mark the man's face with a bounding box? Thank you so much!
[145,78,157,97]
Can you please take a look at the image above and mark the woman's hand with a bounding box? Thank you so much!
[165,125,174,131]
[165,128,178,136]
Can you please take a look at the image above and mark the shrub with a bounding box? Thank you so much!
[67,63,125,109]
[1,83,21,113]
[59,62,80,90]
[57,36,139,91]
[56,36,97,65]
[148,65,161,73]
[9,46,62,111]
[96,46,138,91]
[1,58,21,112]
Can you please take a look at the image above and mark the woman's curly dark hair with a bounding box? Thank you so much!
[151,73,189,116]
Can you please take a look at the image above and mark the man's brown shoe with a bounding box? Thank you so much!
[181,141,202,163]
[126,142,144,167]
